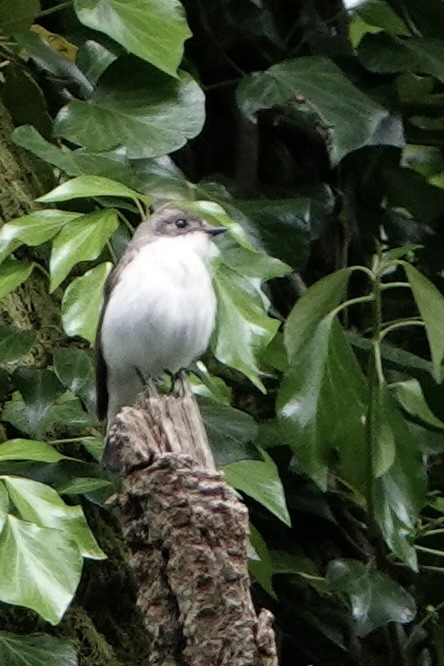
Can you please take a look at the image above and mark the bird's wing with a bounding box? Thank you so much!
[95,249,137,421]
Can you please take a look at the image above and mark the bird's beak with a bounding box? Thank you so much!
[203,225,228,236]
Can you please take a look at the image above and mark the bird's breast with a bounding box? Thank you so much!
[101,243,217,376]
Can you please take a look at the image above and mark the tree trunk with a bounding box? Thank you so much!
[107,379,278,665]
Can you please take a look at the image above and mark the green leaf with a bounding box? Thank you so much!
[404,263,444,381]
[16,31,93,98]
[0,439,66,463]
[0,632,78,666]
[54,57,205,159]
[224,449,291,526]
[0,326,36,363]
[359,33,444,83]
[61,262,112,343]
[0,260,34,299]
[76,39,118,86]
[392,379,444,430]
[326,559,416,636]
[0,514,82,625]
[57,477,111,495]
[0,210,82,263]
[53,348,96,413]
[248,524,276,598]
[3,476,105,560]
[74,0,191,78]
[49,209,118,291]
[12,368,65,439]
[0,0,40,33]
[373,392,426,569]
[236,57,403,165]
[212,265,280,392]
[132,156,192,199]
[278,316,368,490]
[284,268,352,360]
[220,243,291,282]
[0,482,8,533]
[372,382,396,478]
[37,175,149,205]
[199,398,258,467]
[235,198,312,270]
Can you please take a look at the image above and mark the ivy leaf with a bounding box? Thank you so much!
[0,439,66,463]
[284,268,352,360]
[392,379,444,430]
[54,57,205,159]
[0,514,82,625]
[11,368,65,439]
[199,398,258,466]
[0,326,36,363]
[0,0,39,33]
[0,210,82,263]
[404,263,444,381]
[326,559,416,636]
[373,390,426,569]
[212,265,280,392]
[3,476,105,560]
[61,262,112,343]
[248,524,276,598]
[237,56,404,165]
[38,174,149,205]
[0,632,78,666]
[278,316,368,491]
[53,348,96,413]
[224,449,291,526]
[0,482,8,533]
[49,209,118,291]
[74,0,191,78]
[0,260,34,299]
[359,33,444,83]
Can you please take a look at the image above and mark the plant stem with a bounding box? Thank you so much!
[365,260,384,532]
[380,319,426,340]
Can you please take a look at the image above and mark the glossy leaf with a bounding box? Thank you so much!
[0,632,78,666]
[49,208,118,291]
[392,379,444,430]
[0,326,36,363]
[237,57,403,165]
[248,525,276,598]
[0,515,82,625]
[278,316,368,490]
[54,57,205,159]
[0,260,34,299]
[11,368,64,439]
[359,33,444,83]
[3,476,105,560]
[38,174,148,205]
[326,559,416,636]
[284,268,352,360]
[224,449,291,526]
[199,398,258,467]
[53,347,96,413]
[0,482,8,533]
[212,265,280,392]
[404,263,444,381]
[373,391,426,569]
[0,439,66,463]
[0,209,82,263]
[0,0,39,33]
[74,0,191,77]
[61,262,112,343]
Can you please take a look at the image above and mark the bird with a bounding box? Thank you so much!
[95,205,226,470]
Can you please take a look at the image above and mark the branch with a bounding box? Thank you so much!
[106,381,278,665]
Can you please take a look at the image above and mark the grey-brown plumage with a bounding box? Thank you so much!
[95,206,226,469]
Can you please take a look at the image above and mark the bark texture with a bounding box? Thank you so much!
[108,381,278,665]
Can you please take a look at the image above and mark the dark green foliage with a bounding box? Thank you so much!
[0,0,444,664]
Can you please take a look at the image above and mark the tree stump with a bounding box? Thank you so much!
[105,379,278,665]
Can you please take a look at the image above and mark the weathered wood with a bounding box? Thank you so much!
[107,379,278,665]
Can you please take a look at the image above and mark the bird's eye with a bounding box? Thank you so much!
[175,218,188,229]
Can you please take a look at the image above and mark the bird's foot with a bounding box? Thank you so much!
[173,368,190,398]
[135,366,159,397]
